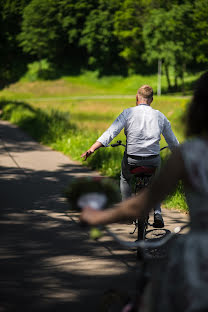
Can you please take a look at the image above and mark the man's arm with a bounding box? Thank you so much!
[81,141,103,160]
[80,148,187,225]
[81,110,127,160]
[162,117,179,151]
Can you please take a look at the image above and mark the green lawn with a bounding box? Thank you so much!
[0,72,195,211]
[0,70,201,99]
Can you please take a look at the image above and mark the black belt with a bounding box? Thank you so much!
[127,154,159,160]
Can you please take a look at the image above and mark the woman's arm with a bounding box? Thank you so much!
[80,147,187,225]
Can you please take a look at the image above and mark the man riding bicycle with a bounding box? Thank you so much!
[81,85,179,228]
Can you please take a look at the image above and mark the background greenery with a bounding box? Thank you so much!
[1,0,207,211]
[0,0,208,89]
[0,73,189,211]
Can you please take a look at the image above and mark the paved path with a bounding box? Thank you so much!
[0,120,189,312]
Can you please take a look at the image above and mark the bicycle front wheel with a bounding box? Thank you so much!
[136,218,148,261]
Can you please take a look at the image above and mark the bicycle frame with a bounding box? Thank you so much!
[109,140,168,257]
[99,223,189,312]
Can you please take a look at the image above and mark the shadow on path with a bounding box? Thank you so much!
[0,121,137,312]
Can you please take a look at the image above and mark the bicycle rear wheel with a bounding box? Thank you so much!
[137,218,148,241]
[136,218,148,260]
[134,180,149,260]
[135,180,149,242]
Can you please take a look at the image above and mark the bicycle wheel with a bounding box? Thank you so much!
[134,179,148,242]
[136,218,148,261]
[137,218,148,241]
[145,228,171,258]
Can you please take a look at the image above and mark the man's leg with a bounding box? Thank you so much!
[151,162,164,228]
[127,155,164,228]
[120,154,132,201]
[153,202,164,228]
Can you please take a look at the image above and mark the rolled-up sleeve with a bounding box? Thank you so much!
[162,117,179,151]
[97,110,127,146]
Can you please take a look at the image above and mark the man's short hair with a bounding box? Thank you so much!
[137,85,153,99]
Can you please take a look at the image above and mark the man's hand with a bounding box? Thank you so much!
[81,141,103,160]
[81,148,94,161]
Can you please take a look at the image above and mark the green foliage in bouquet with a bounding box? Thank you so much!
[65,176,121,210]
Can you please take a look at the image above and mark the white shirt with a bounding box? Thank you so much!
[97,104,179,156]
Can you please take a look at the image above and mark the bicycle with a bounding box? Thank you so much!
[108,140,168,259]
[77,191,189,312]
[101,223,189,312]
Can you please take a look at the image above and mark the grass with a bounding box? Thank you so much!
[0,71,195,212]
[0,69,202,99]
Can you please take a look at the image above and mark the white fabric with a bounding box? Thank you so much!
[97,104,179,156]
[159,138,208,312]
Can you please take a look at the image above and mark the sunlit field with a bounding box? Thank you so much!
[0,74,192,211]
[1,70,199,98]
[16,95,188,144]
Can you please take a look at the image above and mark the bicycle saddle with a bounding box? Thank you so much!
[130,166,156,176]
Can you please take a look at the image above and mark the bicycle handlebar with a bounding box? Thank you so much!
[102,223,189,250]
[109,140,169,151]
[160,145,169,151]
[77,192,189,249]
[110,140,126,147]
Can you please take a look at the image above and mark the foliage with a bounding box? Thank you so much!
[59,0,96,44]
[22,59,56,81]
[0,0,30,87]
[80,0,126,75]
[0,99,75,144]
[164,181,188,212]
[58,0,97,72]
[1,0,208,86]
[113,0,151,74]
[18,0,61,60]
[143,4,195,91]
[193,0,208,63]
[0,83,190,212]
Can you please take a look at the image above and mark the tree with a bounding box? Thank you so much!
[80,0,126,75]
[113,0,185,74]
[18,0,61,61]
[113,0,151,74]
[0,0,31,87]
[193,0,208,64]
[58,0,97,72]
[143,4,194,92]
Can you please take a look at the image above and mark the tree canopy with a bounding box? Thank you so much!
[143,4,194,90]
[1,0,208,89]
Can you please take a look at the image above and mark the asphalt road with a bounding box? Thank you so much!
[0,120,189,312]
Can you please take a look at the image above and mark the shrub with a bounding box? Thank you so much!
[21,59,56,81]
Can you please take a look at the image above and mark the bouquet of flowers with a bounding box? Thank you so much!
[65,176,121,240]
[65,176,121,211]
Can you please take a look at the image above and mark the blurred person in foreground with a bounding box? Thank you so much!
[81,71,208,312]
[81,85,179,228]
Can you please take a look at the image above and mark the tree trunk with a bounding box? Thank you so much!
[164,63,171,91]
[181,63,186,95]
[174,75,178,90]
[157,59,162,96]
